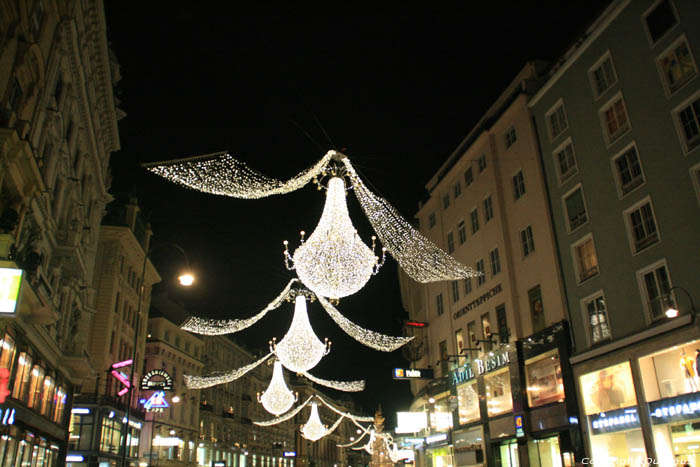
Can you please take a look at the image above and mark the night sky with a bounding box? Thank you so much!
[104,4,611,427]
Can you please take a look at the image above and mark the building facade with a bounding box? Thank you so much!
[529,0,700,465]
[398,63,583,467]
[0,0,121,465]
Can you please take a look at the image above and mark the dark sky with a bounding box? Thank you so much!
[104,5,611,427]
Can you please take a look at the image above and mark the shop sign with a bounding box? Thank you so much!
[0,407,15,425]
[140,369,174,391]
[0,368,10,403]
[452,350,510,385]
[213,462,226,467]
[588,406,640,435]
[403,438,425,445]
[649,393,700,424]
[283,452,296,457]
[110,360,132,396]
[0,266,23,316]
[425,433,449,446]
[396,412,428,433]
[140,390,169,412]
[454,284,502,319]
[514,415,524,438]
[393,368,434,380]
[152,436,180,446]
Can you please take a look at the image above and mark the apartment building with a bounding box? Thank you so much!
[529,0,700,464]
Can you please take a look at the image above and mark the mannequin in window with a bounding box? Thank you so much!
[680,349,698,392]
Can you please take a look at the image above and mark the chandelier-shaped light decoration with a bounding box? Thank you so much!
[272,295,330,373]
[182,279,298,335]
[284,176,384,299]
[301,403,328,442]
[254,394,373,427]
[255,395,315,427]
[184,352,272,389]
[257,360,298,416]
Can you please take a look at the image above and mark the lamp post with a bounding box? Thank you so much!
[120,242,195,467]
[664,286,697,321]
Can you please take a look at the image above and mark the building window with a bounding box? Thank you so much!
[512,170,526,200]
[464,277,472,296]
[583,292,612,344]
[481,313,492,352]
[483,196,494,222]
[467,321,477,361]
[458,220,467,244]
[0,334,16,375]
[563,185,588,232]
[529,286,545,333]
[429,212,436,228]
[643,0,678,45]
[442,193,450,209]
[13,352,32,402]
[505,127,517,149]
[521,225,535,257]
[470,208,479,234]
[477,154,487,173]
[27,365,45,409]
[7,78,23,112]
[476,259,485,286]
[69,413,95,451]
[612,143,645,197]
[451,281,460,303]
[589,52,618,99]
[489,248,501,276]
[554,139,578,184]
[436,294,444,316]
[496,305,508,343]
[691,161,700,205]
[439,340,448,375]
[600,93,630,145]
[638,260,673,321]
[447,231,455,254]
[100,416,123,454]
[464,167,474,186]
[675,93,700,152]
[657,36,697,95]
[572,234,600,283]
[624,197,659,254]
[546,100,568,140]
[453,181,462,198]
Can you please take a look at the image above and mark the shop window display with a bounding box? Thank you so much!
[431,393,453,431]
[485,368,512,417]
[640,340,700,401]
[457,380,481,424]
[453,426,485,467]
[528,437,562,467]
[580,362,647,466]
[525,349,565,408]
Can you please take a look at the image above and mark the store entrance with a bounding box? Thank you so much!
[498,440,519,467]
[527,436,562,467]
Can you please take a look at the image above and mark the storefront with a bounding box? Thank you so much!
[424,432,453,467]
[573,318,700,466]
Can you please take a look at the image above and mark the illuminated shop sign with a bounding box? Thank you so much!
[66,455,84,462]
[283,452,296,457]
[140,391,169,412]
[514,415,524,438]
[649,393,700,424]
[141,369,174,391]
[588,406,640,435]
[152,436,180,446]
[213,462,226,467]
[0,368,10,403]
[0,407,15,425]
[451,350,510,385]
[0,266,23,316]
[425,433,449,446]
[396,412,428,433]
[393,368,434,380]
[453,284,502,319]
[110,360,132,396]
[403,438,425,445]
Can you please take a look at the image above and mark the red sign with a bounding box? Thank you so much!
[0,368,10,403]
[405,321,428,328]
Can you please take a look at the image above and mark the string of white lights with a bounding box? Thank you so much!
[258,360,298,416]
[301,372,365,392]
[184,352,273,389]
[145,151,332,199]
[317,296,413,352]
[316,394,375,423]
[336,426,372,448]
[254,395,315,426]
[341,157,480,283]
[181,279,298,335]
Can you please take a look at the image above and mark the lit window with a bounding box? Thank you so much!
[512,171,526,200]
[470,208,479,234]
[447,232,455,254]
[573,235,600,283]
[458,221,467,245]
[675,94,700,152]
[583,293,611,344]
[481,313,492,352]
[657,36,697,95]
[476,259,485,286]
[505,127,517,149]
[489,248,501,276]
[546,101,568,140]
[436,294,444,316]
[13,352,32,402]
[643,0,678,45]
[554,139,578,184]
[27,365,45,409]
[451,281,460,303]
[521,225,535,257]
[638,261,673,321]
[624,198,659,253]
[529,286,544,333]
[484,196,494,222]
[600,93,630,144]
[612,144,645,197]
[589,53,617,99]
[464,167,474,186]
[563,185,588,232]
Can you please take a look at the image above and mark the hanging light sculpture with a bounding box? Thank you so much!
[284,176,385,299]
[301,402,328,442]
[271,295,330,373]
[257,360,298,416]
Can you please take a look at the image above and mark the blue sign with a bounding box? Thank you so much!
[0,407,14,425]
[514,415,524,438]
[140,391,169,412]
[649,393,700,424]
[588,406,639,435]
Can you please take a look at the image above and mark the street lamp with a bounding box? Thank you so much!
[120,242,195,467]
[664,286,697,320]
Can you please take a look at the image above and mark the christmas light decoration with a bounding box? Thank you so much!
[301,403,328,442]
[317,296,413,352]
[257,360,298,416]
[184,352,272,389]
[341,156,479,283]
[254,394,373,427]
[284,176,384,299]
[144,151,332,199]
[316,394,375,422]
[272,295,330,373]
[254,395,314,427]
[301,372,365,392]
[181,279,298,335]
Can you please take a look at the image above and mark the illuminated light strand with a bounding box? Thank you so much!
[317,296,413,352]
[284,176,380,299]
[181,279,298,335]
[337,426,372,448]
[341,157,481,283]
[258,360,298,416]
[316,394,375,423]
[271,295,330,373]
[301,403,327,441]
[254,395,314,427]
[301,372,365,392]
[254,394,373,427]
[184,352,272,389]
[145,151,332,199]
